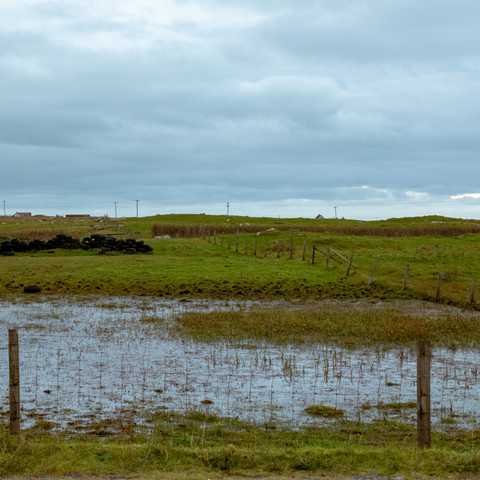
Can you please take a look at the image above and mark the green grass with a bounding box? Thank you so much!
[3,214,480,478]
[377,402,418,411]
[177,307,480,348]
[304,405,345,418]
[3,412,480,478]
[1,214,480,305]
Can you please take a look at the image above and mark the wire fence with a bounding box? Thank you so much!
[210,234,480,305]
[2,319,480,447]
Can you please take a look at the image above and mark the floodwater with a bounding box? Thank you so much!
[0,297,479,431]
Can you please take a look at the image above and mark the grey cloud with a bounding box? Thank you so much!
[1,0,480,217]
[247,1,480,63]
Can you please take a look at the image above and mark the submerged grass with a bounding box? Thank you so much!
[304,405,345,417]
[3,413,480,477]
[361,402,418,412]
[178,307,480,347]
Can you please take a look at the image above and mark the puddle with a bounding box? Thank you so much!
[0,297,479,431]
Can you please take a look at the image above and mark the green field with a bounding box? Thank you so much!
[1,213,480,306]
[3,213,480,478]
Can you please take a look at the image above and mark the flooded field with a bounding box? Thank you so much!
[0,297,479,431]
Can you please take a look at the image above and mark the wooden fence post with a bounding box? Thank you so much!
[435,273,443,302]
[417,340,432,449]
[253,238,257,257]
[368,259,378,285]
[9,329,20,435]
[311,245,316,265]
[469,279,477,305]
[235,237,239,254]
[403,264,410,290]
[302,240,307,261]
[289,236,294,260]
[345,253,354,277]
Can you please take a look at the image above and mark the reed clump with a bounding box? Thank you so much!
[152,221,480,238]
[152,223,264,238]
[177,308,480,347]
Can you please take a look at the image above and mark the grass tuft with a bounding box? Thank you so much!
[305,405,345,418]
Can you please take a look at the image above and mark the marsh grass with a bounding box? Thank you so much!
[140,315,164,324]
[378,402,417,411]
[361,402,417,412]
[178,308,480,347]
[304,405,345,417]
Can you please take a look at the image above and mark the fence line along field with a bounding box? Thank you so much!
[1,214,480,305]
[2,213,480,478]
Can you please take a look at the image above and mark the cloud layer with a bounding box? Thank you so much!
[1,0,480,218]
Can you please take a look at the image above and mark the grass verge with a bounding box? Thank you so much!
[2,412,480,478]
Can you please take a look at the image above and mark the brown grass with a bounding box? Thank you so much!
[305,224,480,237]
[152,222,480,238]
[152,223,265,238]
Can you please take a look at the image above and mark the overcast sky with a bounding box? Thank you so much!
[1,0,480,219]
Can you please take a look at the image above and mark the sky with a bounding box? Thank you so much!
[1,0,480,219]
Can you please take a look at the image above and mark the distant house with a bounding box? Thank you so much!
[13,212,32,218]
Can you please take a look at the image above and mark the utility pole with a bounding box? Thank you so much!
[136,200,139,218]
[226,201,230,216]
[114,201,118,219]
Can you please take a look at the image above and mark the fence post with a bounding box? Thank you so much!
[311,245,316,265]
[417,340,432,449]
[289,236,294,260]
[368,259,378,285]
[253,238,257,257]
[469,279,477,305]
[302,240,307,261]
[235,237,239,254]
[8,329,20,435]
[345,253,354,277]
[403,264,410,290]
[325,247,331,269]
[435,273,442,302]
